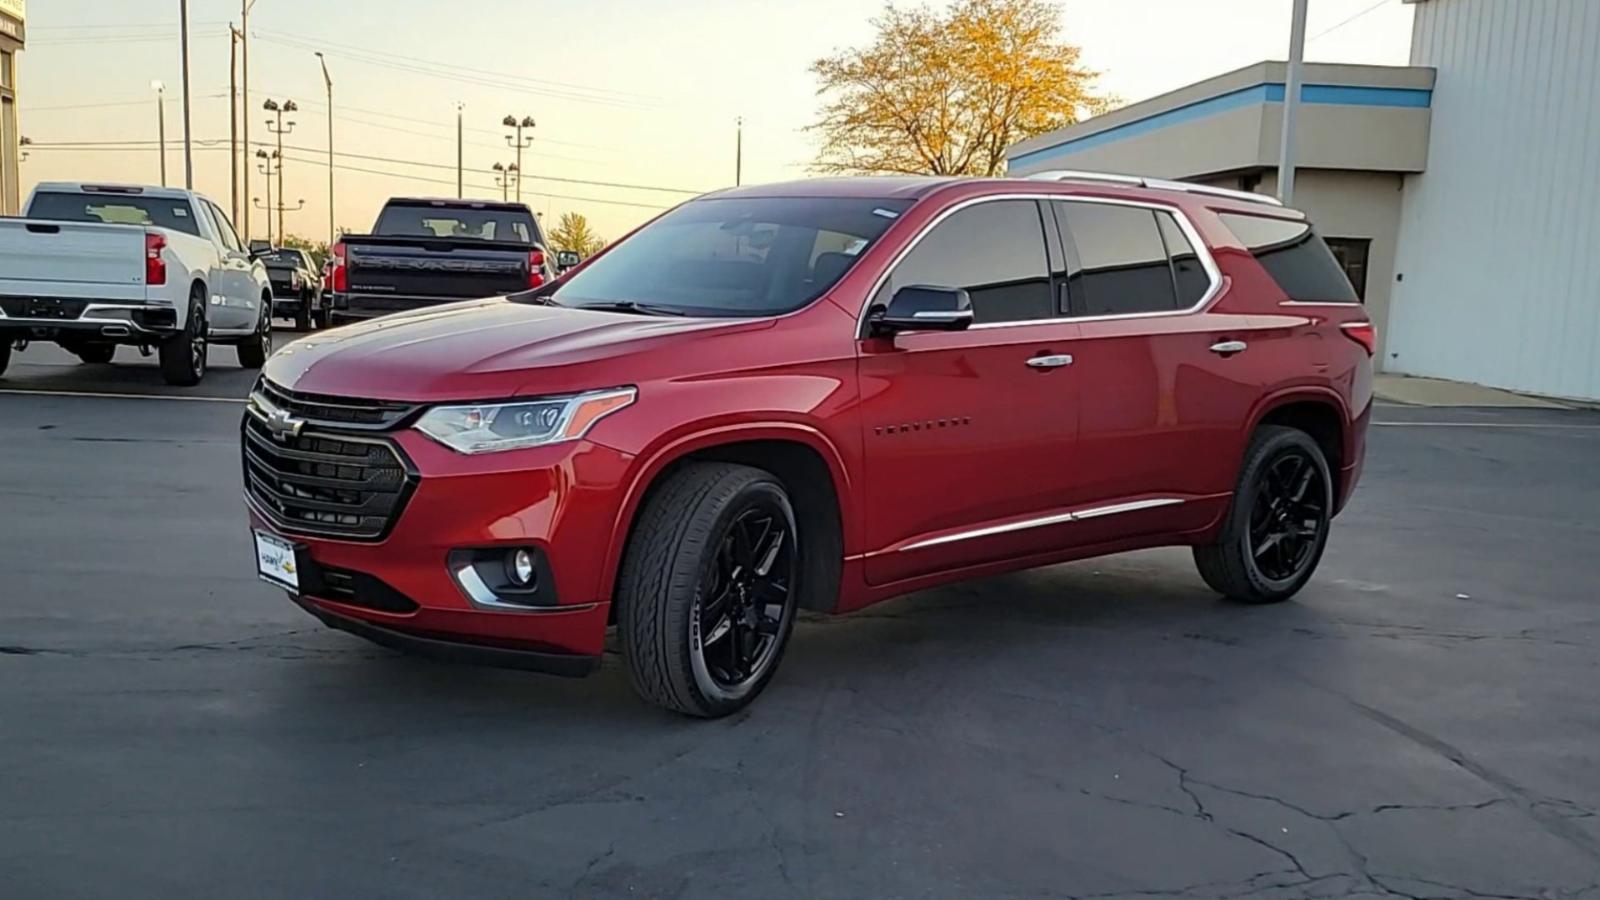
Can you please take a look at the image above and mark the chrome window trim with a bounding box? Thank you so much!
[898,497,1185,552]
[1278,300,1363,308]
[857,193,1224,335]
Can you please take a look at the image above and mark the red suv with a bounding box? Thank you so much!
[243,174,1372,717]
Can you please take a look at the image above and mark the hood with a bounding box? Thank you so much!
[262,298,759,401]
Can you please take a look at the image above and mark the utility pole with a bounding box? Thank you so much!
[315,52,334,247]
[265,98,297,242]
[735,116,743,187]
[152,81,167,187]
[456,103,465,198]
[229,27,241,223]
[180,0,194,188]
[255,149,278,244]
[1277,0,1308,206]
[242,0,257,240]
[503,115,534,203]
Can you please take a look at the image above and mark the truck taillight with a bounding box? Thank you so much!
[330,241,348,293]
[1341,321,1376,356]
[145,232,167,286]
[528,249,546,289]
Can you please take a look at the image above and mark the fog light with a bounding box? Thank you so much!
[508,549,536,587]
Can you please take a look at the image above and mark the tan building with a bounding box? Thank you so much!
[0,0,22,216]
[1007,61,1434,369]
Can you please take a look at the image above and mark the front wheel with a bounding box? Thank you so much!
[236,302,273,369]
[616,463,800,718]
[158,290,207,386]
[1194,425,1334,604]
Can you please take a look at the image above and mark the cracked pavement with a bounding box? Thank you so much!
[2,363,1600,898]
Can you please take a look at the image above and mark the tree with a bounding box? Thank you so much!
[809,0,1113,177]
[279,234,329,271]
[547,212,605,258]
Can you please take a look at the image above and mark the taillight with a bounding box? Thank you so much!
[1341,321,1376,355]
[528,249,546,289]
[145,232,167,286]
[330,241,348,293]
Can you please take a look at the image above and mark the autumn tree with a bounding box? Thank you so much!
[547,212,605,258]
[810,0,1112,177]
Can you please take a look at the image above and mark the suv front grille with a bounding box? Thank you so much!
[242,415,416,541]
[256,377,417,431]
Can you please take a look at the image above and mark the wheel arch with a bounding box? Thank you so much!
[603,424,853,616]
[1246,388,1350,506]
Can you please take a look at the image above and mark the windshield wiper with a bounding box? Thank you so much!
[571,300,688,317]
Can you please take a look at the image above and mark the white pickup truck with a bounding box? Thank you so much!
[0,183,275,386]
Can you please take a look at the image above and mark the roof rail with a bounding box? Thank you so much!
[1025,169,1284,207]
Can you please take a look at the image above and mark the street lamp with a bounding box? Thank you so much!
[503,114,534,202]
[152,80,167,187]
[314,52,334,247]
[265,98,297,243]
[492,162,519,202]
[255,148,279,245]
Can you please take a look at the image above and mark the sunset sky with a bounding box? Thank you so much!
[15,0,1413,243]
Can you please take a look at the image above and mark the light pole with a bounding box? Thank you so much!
[241,0,259,240]
[315,52,334,247]
[1278,0,1309,205]
[255,149,279,244]
[503,115,534,202]
[735,116,743,187]
[265,98,297,242]
[152,80,167,187]
[492,163,519,202]
[179,0,194,188]
[229,26,241,222]
[456,103,465,199]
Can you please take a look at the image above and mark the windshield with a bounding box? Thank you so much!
[374,203,535,243]
[549,196,911,317]
[27,191,201,237]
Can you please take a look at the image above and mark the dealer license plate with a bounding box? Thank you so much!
[254,530,300,591]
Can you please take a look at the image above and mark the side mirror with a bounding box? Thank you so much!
[867,285,974,336]
[556,250,581,271]
[247,239,272,258]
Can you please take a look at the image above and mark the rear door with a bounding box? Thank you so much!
[1052,199,1253,540]
[858,197,1082,585]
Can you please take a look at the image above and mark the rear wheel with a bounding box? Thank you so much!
[1194,425,1333,604]
[616,463,800,718]
[0,339,11,378]
[159,289,207,386]
[293,292,313,332]
[74,343,117,365]
[236,300,273,369]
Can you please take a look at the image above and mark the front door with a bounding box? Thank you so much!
[858,198,1081,586]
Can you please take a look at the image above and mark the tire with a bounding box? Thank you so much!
[616,462,801,718]
[1194,425,1334,604]
[74,344,117,365]
[293,303,311,332]
[236,301,273,369]
[159,289,208,386]
[0,339,11,378]
[312,299,329,330]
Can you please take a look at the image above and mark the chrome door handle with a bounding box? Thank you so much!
[1209,340,1248,355]
[1026,354,1074,369]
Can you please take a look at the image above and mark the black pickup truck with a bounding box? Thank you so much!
[327,198,555,323]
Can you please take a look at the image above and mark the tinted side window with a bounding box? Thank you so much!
[1157,213,1210,308]
[879,200,1051,325]
[207,201,243,252]
[1058,202,1176,316]
[1220,213,1358,303]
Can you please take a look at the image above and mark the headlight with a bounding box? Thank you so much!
[414,387,636,455]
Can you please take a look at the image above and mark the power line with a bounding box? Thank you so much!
[273,152,673,210]
[1308,0,1393,43]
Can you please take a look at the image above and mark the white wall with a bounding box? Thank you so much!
[1388,0,1600,400]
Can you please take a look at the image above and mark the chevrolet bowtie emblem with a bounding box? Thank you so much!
[264,406,306,441]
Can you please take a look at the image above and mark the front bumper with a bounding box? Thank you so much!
[247,428,635,669]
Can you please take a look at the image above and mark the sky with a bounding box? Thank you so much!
[15,0,1414,244]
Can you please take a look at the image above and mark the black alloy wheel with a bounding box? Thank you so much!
[1193,425,1333,604]
[1248,448,1326,582]
[693,503,794,691]
[158,289,208,386]
[617,462,802,717]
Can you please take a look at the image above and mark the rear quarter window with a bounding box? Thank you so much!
[1219,213,1358,303]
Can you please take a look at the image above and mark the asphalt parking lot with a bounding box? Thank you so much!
[3,341,1599,900]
